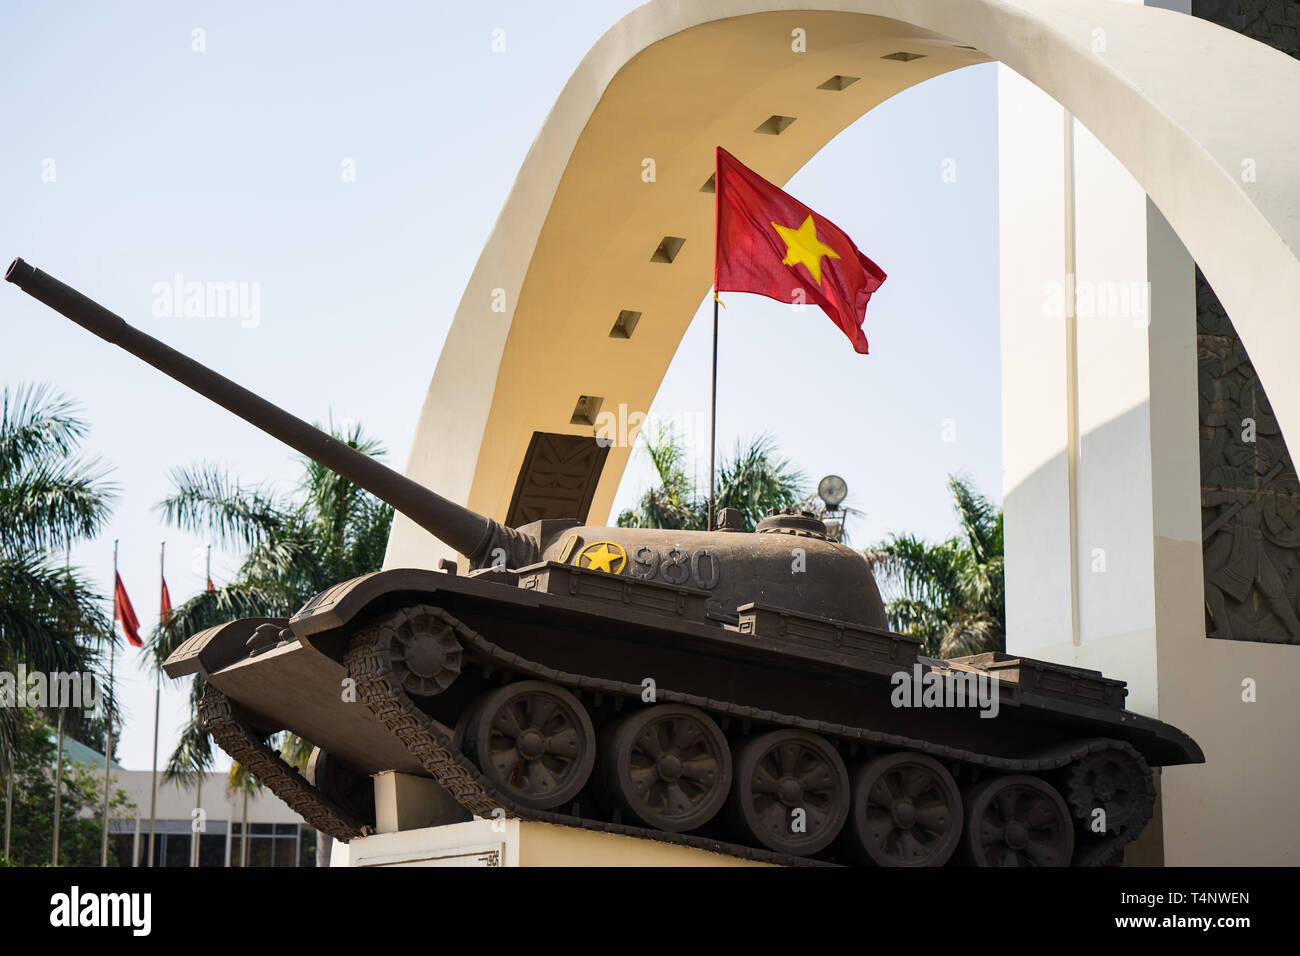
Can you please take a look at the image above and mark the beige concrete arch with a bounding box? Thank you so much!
[385,0,1300,570]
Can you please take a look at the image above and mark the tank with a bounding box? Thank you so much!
[8,257,1203,867]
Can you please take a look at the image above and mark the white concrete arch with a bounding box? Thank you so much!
[385,0,1300,570]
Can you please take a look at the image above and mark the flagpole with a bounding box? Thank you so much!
[191,542,212,869]
[1,723,9,858]
[708,293,719,531]
[147,541,164,867]
[53,545,70,866]
[101,539,118,866]
[191,773,203,867]
[52,708,64,864]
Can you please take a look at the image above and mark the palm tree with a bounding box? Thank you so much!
[864,475,1005,659]
[617,427,805,531]
[714,435,806,531]
[0,384,116,778]
[226,761,262,867]
[150,423,394,789]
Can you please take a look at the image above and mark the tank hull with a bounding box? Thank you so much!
[168,565,1201,866]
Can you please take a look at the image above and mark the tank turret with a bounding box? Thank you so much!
[7,258,1201,867]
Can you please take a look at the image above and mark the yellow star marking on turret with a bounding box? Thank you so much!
[577,541,627,574]
[771,215,840,286]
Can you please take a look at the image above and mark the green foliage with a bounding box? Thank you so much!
[0,709,135,866]
[617,427,806,531]
[151,422,394,780]
[0,384,117,778]
[864,475,1005,659]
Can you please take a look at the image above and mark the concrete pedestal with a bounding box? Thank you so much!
[332,820,773,867]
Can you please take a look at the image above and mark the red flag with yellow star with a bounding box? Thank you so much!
[714,147,886,353]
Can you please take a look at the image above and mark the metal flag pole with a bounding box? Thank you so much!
[52,708,64,865]
[708,293,719,531]
[191,773,203,867]
[101,539,119,866]
[53,545,70,866]
[147,541,164,867]
[240,788,249,867]
[189,542,211,869]
[2,722,11,862]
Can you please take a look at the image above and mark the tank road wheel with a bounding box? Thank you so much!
[730,729,850,856]
[464,681,596,811]
[602,705,732,832]
[1066,748,1154,835]
[849,752,963,867]
[964,775,1075,867]
[373,605,463,699]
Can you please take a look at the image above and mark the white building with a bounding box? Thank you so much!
[62,736,320,868]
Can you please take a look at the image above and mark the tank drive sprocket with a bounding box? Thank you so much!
[1065,746,1156,835]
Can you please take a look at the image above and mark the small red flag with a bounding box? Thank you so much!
[160,577,172,624]
[714,147,886,353]
[206,576,215,592]
[114,572,143,648]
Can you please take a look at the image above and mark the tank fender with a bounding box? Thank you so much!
[286,568,473,661]
[162,617,289,679]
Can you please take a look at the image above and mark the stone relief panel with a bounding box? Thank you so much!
[1193,0,1299,643]
[1197,269,1300,644]
[1193,0,1299,59]
[505,432,609,527]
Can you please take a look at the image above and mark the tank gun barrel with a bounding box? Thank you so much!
[5,258,502,562]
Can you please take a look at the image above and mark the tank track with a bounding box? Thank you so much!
[334,607,1150,867]
[199,685,371,842]
[198,606,1152,865]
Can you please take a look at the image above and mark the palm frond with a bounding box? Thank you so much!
[0,383,89,479]
[640,424,690,491]
[156,464,287,550]
[342,497,394,578]
[865,534,965,610]
[939,611,1002,658]
[865,475,1006,659]
[164,676,213,783]
[948,474,1000,565]
[0,455,118,556]
[715,434,806,529]
[0,556,115,671]
[236,532,322,591]
[300,424,387,562]
[227,760,263,795]
[618,424,704,530]
[276,733,314,773]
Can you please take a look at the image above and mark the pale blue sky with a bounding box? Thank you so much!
[0,1,1001,770]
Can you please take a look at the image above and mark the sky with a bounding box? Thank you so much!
[0,1,1001,772]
